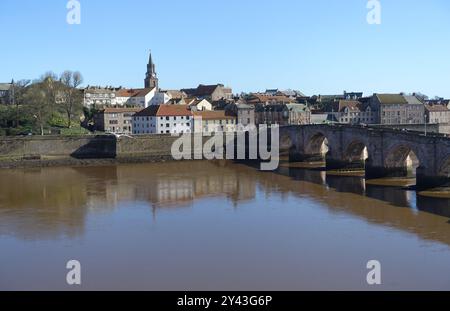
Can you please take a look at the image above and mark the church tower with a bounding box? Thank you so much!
[144,51,158,89]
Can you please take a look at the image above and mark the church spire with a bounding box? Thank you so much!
[145,50,158,89]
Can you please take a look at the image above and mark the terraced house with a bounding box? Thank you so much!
[370,93,425,125]
[133,105,192,135]
[93,107,142,134]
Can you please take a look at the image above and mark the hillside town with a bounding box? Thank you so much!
[2,51,450,136]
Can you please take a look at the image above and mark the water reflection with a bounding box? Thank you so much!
[0,161,450,246]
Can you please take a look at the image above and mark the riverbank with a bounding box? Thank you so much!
[0,134,192,169]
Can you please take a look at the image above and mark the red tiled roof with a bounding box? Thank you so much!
[156,105,192,117]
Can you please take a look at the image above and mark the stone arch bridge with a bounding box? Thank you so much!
[279,124,450,189]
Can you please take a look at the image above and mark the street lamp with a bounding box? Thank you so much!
[424,113,427,136]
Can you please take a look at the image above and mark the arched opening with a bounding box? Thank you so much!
[343,141,369,169]
[306,133,329,160]
[279,134,293,157]
[385,145,420,177]
[439,157,450,178]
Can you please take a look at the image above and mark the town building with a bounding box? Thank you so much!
[144,51,159,90]
[0,82,13,105]
[285,103,311,125]
[83,86,118,107]
[236,103,256,130]
[150,90,188,105]
[132,105,192,135]
[425,104,450,124]
[425,98,450,109]
[247,94,295,105]
[255,103,290,126]
[370,94,425,125]
[192,111,237,133]
[115,88,156,108]
[93,107,142,134]
[182,84,233,102]
[188,99,212,112]
[327,100,375,124]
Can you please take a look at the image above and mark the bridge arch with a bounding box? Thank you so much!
[438,156,450,177]
[305,132,329,157]
[343,140,369,163]
[384,144,422,177]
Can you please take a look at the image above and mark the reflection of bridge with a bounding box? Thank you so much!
[280,124,450,189]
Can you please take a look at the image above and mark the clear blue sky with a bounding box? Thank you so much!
[1,0,449,97]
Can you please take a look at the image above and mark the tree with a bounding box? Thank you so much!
[10,79,31,128]
[60,71,84,128]
[24,82,53,136]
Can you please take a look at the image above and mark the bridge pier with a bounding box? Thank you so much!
[416,167,450,190]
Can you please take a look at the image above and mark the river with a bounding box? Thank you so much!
[0,161,450,290]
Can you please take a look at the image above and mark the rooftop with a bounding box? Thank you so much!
[375,94,408,105]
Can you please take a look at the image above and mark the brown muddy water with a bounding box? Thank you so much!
[0,161,450,290]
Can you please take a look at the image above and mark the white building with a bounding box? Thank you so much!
[189,99,213,112]
[192,111,237,133]
[115,88,156,108]
[150,90,187,105]
[83,87,118,107]
[132,105,193,135]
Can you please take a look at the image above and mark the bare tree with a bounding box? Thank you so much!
[24,83,51,136]
[60,71,84,128]
[11,79,31,128]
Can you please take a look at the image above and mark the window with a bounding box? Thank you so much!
[166,124,170,127]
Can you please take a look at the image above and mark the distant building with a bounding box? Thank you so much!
[425,104,450,124]
[188,99,212,112]
[150,90,188,105]
[255,103,289,126]
[93,107,142,134]
[425,98,450,109]
[285,103,311,125]
[0,82,13,105]
[370,94,425,125]
[192,111,237,133]
[328,100,375,124]
[132,105,192,135]
[182,84,233,102]
[144,51,159,89]
[83,87,118,107]
[236,103,256,130]
[247,94,295,105]
[115,88,156,108]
